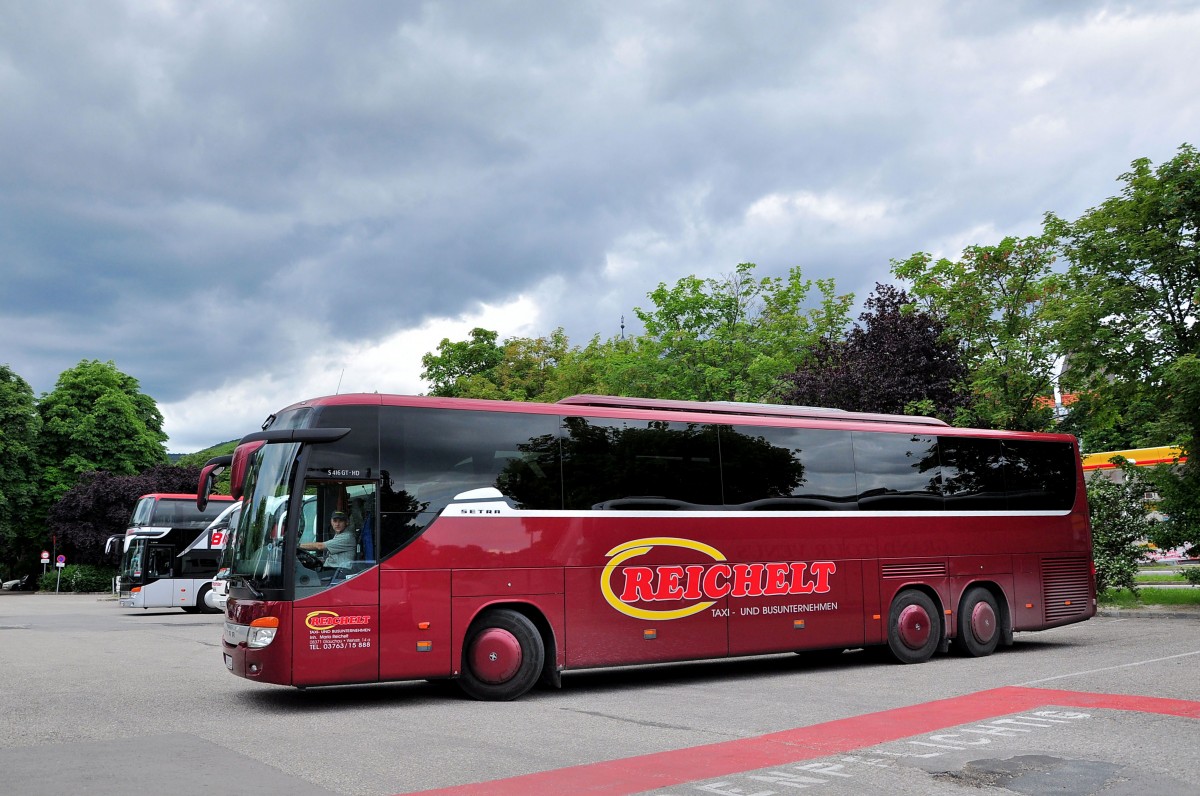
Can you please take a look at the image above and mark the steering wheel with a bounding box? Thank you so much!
[296,549,324,571]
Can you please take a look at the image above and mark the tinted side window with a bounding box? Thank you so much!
[1003,439,1077,510]
[853,433,942,510]
[305,405,380,480]
[379,406,562,525]
[721,425,857,510]
[940,437,1006,510]
[180,556,220,575]
[562,417,722,509]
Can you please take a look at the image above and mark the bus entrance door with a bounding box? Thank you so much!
[291,481,381,687]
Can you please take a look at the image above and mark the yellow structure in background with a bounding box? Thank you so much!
[1081,446,1186,473]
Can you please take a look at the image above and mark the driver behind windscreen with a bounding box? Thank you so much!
[299,511,356,568]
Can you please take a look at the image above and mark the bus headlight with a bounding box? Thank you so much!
[247,616,280,649]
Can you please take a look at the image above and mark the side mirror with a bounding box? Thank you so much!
[229,441,265,500]
[197,455,232,511]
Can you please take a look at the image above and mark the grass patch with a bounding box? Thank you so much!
[1135,573,1187,584]
[1100,587,1200,608]
[1101,589,1141,608]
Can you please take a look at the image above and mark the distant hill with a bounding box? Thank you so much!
[173,440,239,468]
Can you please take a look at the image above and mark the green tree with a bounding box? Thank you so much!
[778,283,972,420]
[417,264,853,406]
[892,235,1066,430]
[1130,355,1200,551]
[0,365,42,570]
[462,329,579,402]
[420,328,602,402]
[36,360,168,507]
[420,328,505,397]
[1086,467,1152,594]
[614,263,853,402]
[48,463,202,565]
[1048,144,1200,544]
[1047,144,1199,444]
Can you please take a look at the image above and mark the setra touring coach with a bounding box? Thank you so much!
[207,393,1094,700]
[111,493,237,613]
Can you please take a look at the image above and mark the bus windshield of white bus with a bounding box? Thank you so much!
[129,496,225,529]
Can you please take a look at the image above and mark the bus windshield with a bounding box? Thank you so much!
[119,539,145,579]
[231,441,300,591]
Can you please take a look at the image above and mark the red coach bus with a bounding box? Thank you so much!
[212,393,1094,700]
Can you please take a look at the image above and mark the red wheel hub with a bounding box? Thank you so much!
[969,601,997,643]
[469,628,522,684]
[897,604,931,650]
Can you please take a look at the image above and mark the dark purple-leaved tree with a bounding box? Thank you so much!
[778,284,971,420]
[48,464,202,566]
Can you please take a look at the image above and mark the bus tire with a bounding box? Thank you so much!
[195,584,222,614]
[886,590,941,664]
[458,609,544,701]
[955,586,1000,657]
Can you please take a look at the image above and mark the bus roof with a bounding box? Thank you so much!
[556,394,949,426]
[272,393,1083,443]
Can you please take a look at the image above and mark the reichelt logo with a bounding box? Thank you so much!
[601,537,836,621]
[304,611,371,631]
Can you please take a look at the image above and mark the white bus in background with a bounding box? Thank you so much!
[109,494,237,613]
[209,502,243,612]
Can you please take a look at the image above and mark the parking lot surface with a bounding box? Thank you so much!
[1,593,1197,795]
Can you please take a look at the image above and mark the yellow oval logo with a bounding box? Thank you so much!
[601,537,726,621]
[305,610,341,631]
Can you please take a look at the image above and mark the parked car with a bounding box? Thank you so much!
[2,574,38,591]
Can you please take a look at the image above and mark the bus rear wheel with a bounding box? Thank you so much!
[458,609,544,701]
[955,586,1000,657]
[886,590,941,664]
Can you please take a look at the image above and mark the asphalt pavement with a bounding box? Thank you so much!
[1,591,1197,796]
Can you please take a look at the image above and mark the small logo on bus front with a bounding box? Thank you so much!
[601,537,836,621]
[304,611,371,631]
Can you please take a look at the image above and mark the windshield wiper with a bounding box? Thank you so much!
[235,575,264,599]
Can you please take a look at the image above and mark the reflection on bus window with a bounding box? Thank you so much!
[853,433,942,510]
[377,406,561,556]
[561,417,721,510]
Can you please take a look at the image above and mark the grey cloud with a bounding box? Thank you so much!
[1,1,1196,434]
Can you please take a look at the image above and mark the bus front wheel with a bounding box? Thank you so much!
[886,590,941,664]
[955,586,1000,657]
[459,609,544,701]
[194,584,222,614]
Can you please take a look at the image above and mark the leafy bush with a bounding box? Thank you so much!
[1087,469,1151,593]
[48,464,203,566]
[1183,567,1200,587]
[38,564,117,593]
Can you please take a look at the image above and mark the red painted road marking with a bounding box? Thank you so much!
[409,687,1200,796]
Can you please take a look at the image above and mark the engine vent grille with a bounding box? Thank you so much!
[1042,557,1092,622]
[882,562,947,579]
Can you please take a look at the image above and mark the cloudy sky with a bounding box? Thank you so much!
[2,1,1197,452]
